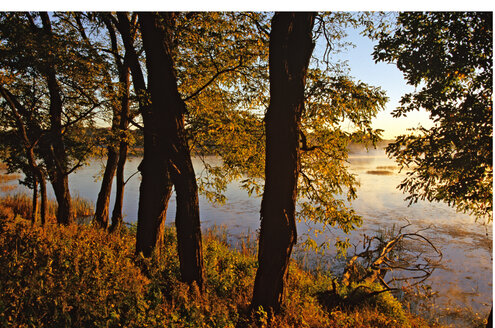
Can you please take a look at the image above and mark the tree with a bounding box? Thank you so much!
[111,12,173,258]
[81,13,132,231]
[138,12,205,287]
[36,12,72,225]
[105,16,132,233]
[191,13,387,256]
[373,12,492,221]
[0,12,106,225]
[251,12,316,313]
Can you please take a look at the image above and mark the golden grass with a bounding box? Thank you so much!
[0,215,444,328]
[0,192,94,221]
[0,185,17,193]
[0,173,21,184]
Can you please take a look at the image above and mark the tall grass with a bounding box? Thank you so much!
[0,214,443,328]
[0,193,94,221]
[0,173,20,184]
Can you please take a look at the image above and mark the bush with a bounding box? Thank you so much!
[0,216,148,327]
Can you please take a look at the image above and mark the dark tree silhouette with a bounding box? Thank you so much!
[251,12,316,313]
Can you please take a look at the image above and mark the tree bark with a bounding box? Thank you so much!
[39,12,72,225]
[109,81,130,232]
[110,138,128,233]
[92,17,132,230]
[31,176,38,223]
[93,144,119,229]
[251,12,315,313]
[114,12,168,252]
[115,12,172,257]
[139,12,204,287]
[39,172,47,225]
[104,15,132,233]
[110,85,130,232]
[30,173,47,225]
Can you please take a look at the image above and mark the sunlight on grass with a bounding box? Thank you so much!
[0,214,445,328]
[0,193,94,221]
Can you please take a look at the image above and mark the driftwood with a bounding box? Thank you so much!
[319,221,442,309]
[342,221,442,289]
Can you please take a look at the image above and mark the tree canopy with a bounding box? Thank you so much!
[374,12,492,221]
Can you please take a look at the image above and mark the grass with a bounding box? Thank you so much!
[0,211,445,328]
[0,185,17,193]
[0,173,20,184]
[0,193,93,222]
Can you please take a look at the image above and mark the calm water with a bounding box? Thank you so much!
[2,147,492,326]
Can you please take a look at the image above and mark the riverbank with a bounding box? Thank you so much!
[0,209,445,328]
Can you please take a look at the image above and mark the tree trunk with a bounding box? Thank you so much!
[110,89,130,232]
[31,175,38,223]
[39,171,47,225]
[110,140,127,233]
[32,165,48,226]
[50,174,71,225]
[93,145,119,229]
[139,12,204,287]
[40,12,72,225]
[101,14,132,233]
[251,12,315,313]
[124,12,172,257]
[114,12,168,251]
[110,75,130,233]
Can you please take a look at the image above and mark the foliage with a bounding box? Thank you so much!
[0,216,148,327]
[0,11,388,250]
[373,12,493,221]
[298,69,387,252]
[182,13,388,253]
[174,12,270,203]
[0,214,438,328]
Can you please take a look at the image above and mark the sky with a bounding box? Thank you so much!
[329,26,433,140]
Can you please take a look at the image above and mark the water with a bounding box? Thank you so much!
[346,148,492,325]
[1,147,492,326]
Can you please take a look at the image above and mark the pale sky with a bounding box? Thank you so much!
[332,26,433,140]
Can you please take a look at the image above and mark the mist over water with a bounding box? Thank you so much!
[2,146,492,325]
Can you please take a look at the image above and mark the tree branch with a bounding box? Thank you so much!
[183,60,244,102]
[300,130,319,151]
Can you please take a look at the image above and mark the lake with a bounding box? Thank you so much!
[1,146,492,326]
